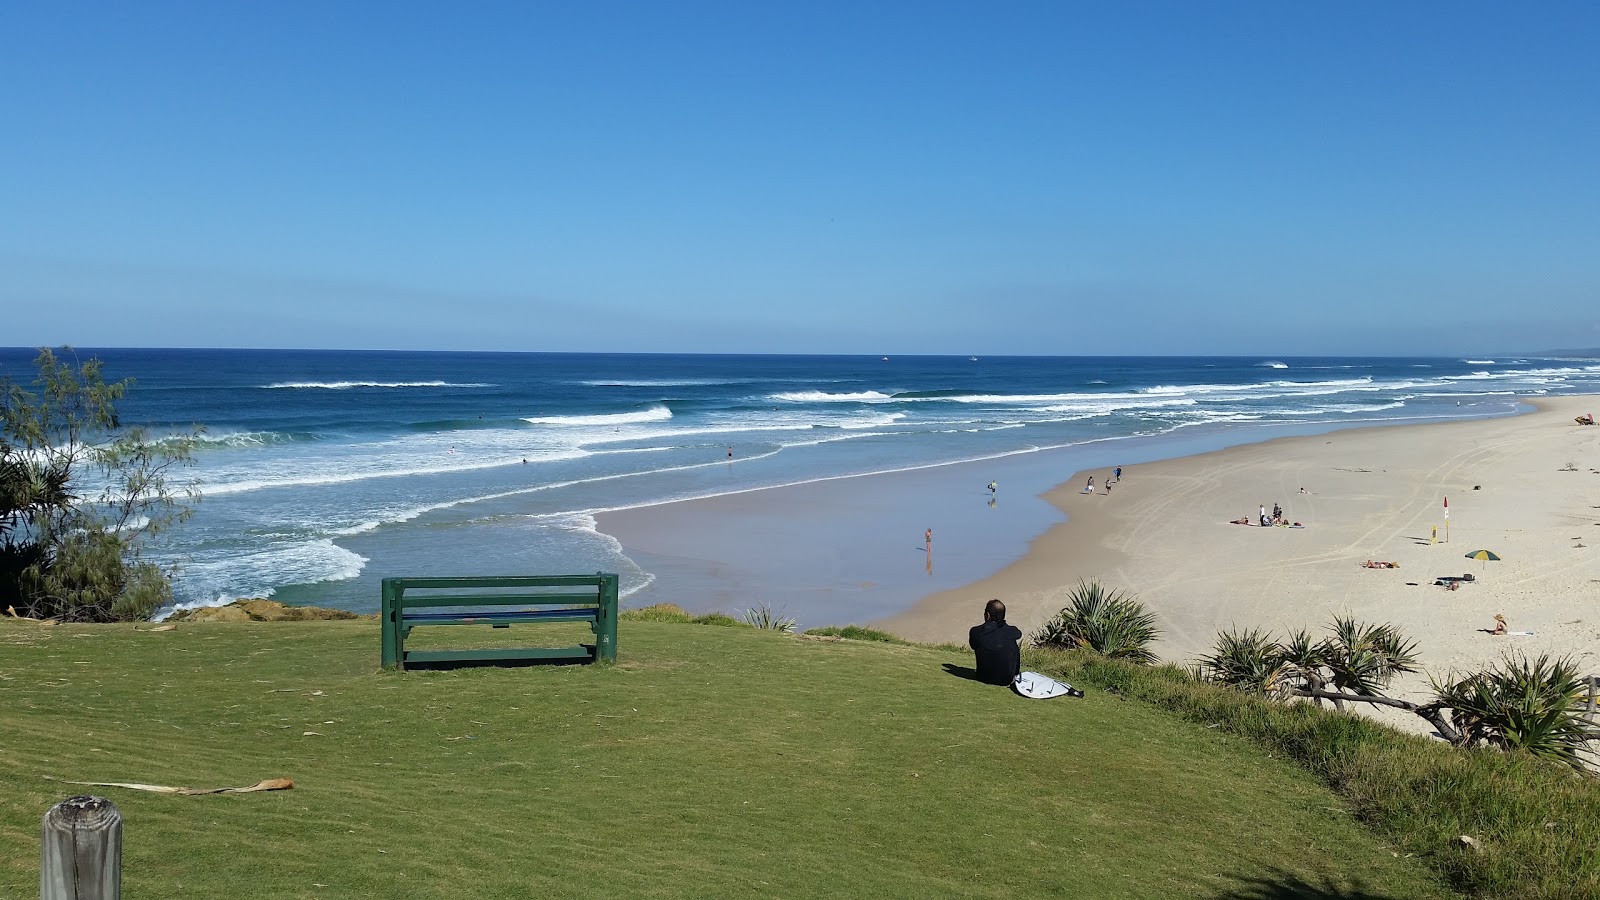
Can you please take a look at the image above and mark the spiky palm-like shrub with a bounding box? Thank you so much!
[1323,615,1417,697]
[1197,628,1296,697]
[741,604,797,633]
[1032,580,1160,664]
[1432,654,1597,770]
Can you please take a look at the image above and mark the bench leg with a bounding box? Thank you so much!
[596,575,619,662]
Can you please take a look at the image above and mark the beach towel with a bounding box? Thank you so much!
[1013,671,1084,699]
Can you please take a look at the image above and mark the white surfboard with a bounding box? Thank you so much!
[1013,671,1083,699]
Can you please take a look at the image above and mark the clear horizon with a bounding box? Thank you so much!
[5,3,1598,356]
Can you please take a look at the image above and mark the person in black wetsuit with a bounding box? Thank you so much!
[969,599,1022,686]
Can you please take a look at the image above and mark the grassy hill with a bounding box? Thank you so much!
[0,617,1456,899]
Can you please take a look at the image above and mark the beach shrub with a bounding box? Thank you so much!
[1432,654,1598,770]
[804,625,908,644]
[1031,579,1160,664]
[1196,618,1598,773]
[1196,627,1296,697]
[0,348,198,621]
[1322,614,1418,697]
[740,603,796,632]
[621,603,746,627]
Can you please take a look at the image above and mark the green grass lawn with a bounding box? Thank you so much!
[0,619,1456,899]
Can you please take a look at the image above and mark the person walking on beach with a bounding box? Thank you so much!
[969,599,1022,686]
[1259,504,1268,527]
[1114,465,1122,482]
[925,528,933,552]
[988,481,997,495]
[1085,475,1095,493]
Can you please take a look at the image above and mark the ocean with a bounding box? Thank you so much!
[5,348,1596,616]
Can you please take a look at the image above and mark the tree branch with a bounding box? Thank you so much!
[1291,688,1464,744]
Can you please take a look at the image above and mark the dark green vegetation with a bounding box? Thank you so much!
[1032,580,1161,663]
[1,618,1455,899]
[1,348,198,622]
[1034,650,1600,900]
[1197,618,1600,772]
[803,624,909,644]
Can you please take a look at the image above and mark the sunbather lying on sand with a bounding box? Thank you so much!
[1230,517,1251,525]
[1577,413,1596,426]
[1361,560,1400,568]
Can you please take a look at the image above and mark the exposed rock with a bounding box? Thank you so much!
[171,599,365,623]
[182,605,254,623]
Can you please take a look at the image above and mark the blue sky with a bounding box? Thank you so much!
[4,2,1598,355]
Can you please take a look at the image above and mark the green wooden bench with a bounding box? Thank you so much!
[380,574,618,670]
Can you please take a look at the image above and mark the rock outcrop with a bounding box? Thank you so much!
[171,599,366,623]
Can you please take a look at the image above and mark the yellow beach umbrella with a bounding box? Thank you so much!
[1464,549,1500,571]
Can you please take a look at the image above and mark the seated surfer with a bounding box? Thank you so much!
[969,599,1023,686]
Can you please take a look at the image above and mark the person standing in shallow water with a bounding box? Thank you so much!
[969,599,1023,686]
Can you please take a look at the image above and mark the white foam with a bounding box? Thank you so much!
[523,406,673,426]
[768,390,895,402]
[164,538,368,614]
[200,446,590,496]
[1461,360,1497,365]
[576,378,756,388]
[262,380,492,389]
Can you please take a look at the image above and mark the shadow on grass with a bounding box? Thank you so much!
[1210,869,1410,900]
[941,662,986,683]
[403,656,597,671]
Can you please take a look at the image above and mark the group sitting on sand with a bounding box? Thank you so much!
[1577,413,1596,426]
[1229,502,1303,527]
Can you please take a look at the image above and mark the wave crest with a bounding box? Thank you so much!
[263,380,493,390]
[769,390,894,402]
[523,406,673,426]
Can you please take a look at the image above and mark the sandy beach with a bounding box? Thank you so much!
[880,395,1600,721]
[603,396,1600,724]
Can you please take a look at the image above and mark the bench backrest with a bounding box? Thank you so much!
[383,574,617,613]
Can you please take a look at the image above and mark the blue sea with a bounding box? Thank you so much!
[5,349,1597,615]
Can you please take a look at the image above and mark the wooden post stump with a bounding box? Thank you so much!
[41,795,121,900]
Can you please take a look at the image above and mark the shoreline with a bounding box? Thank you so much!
[599,396,1600,723]
[593,414,1487,630]
[877,395,1600,732]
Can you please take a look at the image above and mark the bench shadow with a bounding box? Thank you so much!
[941,663,985,683]
[1208,870,1408,900]
[405,655,597,672]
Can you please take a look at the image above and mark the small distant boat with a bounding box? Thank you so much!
[969,356,979,362]
[882,356,889,361]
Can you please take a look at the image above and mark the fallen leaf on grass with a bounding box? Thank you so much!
[45,776,294,795]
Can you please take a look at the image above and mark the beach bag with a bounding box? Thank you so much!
[1012,671,1084,699]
